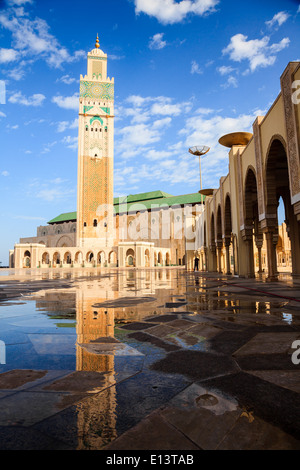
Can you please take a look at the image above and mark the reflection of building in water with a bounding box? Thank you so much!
[76,292,115,372]
[33,269,186,372]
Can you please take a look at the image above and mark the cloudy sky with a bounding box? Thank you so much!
[0,0,299,264]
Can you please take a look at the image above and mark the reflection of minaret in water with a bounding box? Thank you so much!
[76,291,115,372]
[75,262,118,449]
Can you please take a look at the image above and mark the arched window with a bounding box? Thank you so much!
[93,219,98,227]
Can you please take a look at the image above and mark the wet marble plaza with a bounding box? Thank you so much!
[0,267,299,450]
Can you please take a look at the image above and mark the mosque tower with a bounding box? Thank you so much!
[77,35,115,248]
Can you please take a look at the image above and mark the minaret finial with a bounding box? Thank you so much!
[95,34,100,49]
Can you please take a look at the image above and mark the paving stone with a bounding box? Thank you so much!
[234,332,300,355]
[120,322,156,330]
[150,350,239,381]
[105,412,200,450]
[145,314,179,322]
[246,370,300,393]
[0,391,87,427]
[159,383,241,450]
[127,331,180,352]
[146,324,181,338]
[0,425,72,450]
[203,371,300,440]
[235,353,299,371]
[0,369,47,389]
[165,302,187,308]
[42,371,116,394]
[217,414,300,450]
[208,329,257,355]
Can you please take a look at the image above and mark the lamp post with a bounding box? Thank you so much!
[188,145,210,204]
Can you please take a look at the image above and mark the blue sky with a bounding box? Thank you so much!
[0,0,299,265]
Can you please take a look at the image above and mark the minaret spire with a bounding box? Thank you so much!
[95,34,100,49]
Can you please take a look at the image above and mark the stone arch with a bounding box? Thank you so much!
[216,205,223,272]
[53,251,61,266]
[97,250,105,266]
[157,251,163,266]
[243,166,259,278]
[56,235,73,248]
[166,252,170,266]
[126,248,135,267]
[108,250,117,266]
[224,194,233,274]
[209,212,217,271]
[42,252,50,265]
[63,251,72,264]
[145,249,150,267]
[264,137,300,277]
[86,251,94,263]
[75,251,83,264]
[23,250,31,268]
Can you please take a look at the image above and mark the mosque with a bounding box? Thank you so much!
[9,37,300,279]
[9,36,203,270]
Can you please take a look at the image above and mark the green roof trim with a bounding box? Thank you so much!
[115,192,205,214]
[48,211,77,225]
[47,191,204,224]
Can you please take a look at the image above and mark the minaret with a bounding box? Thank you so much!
[77,35,114,248]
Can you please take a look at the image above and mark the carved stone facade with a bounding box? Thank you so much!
[191,61,300,280]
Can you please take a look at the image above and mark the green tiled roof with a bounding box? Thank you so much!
[115,192,204,214]
[48,211,77,225]
[116,190,173,204]
[47,191,204,224]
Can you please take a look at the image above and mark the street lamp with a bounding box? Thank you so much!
[188,145,210,204]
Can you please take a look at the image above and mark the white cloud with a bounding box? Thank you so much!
[191,60,202,75]
[0,48,18,63]
[1,171,9,176]
[134,0,219,24]
[109,54,125,60]
[151,97,192,116]
[195,107,214,114]
[61,135,78,150]
[115,94,194,163]
[56,74,77,85]
[119,123,160,148]
[223,33,290,72]
[145,149,173,160]
[7,0,33,5]
[57,118,78,133]
[0,111,6,118]
[266,11,290,28]
[149,33,167,50]
[8,91,45,106]
[36,188,75,202]
[221,75,238,89]
[217,65,236,75]
[0,5,85,79]
[152,117,172,128]
[52,93,79,111]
